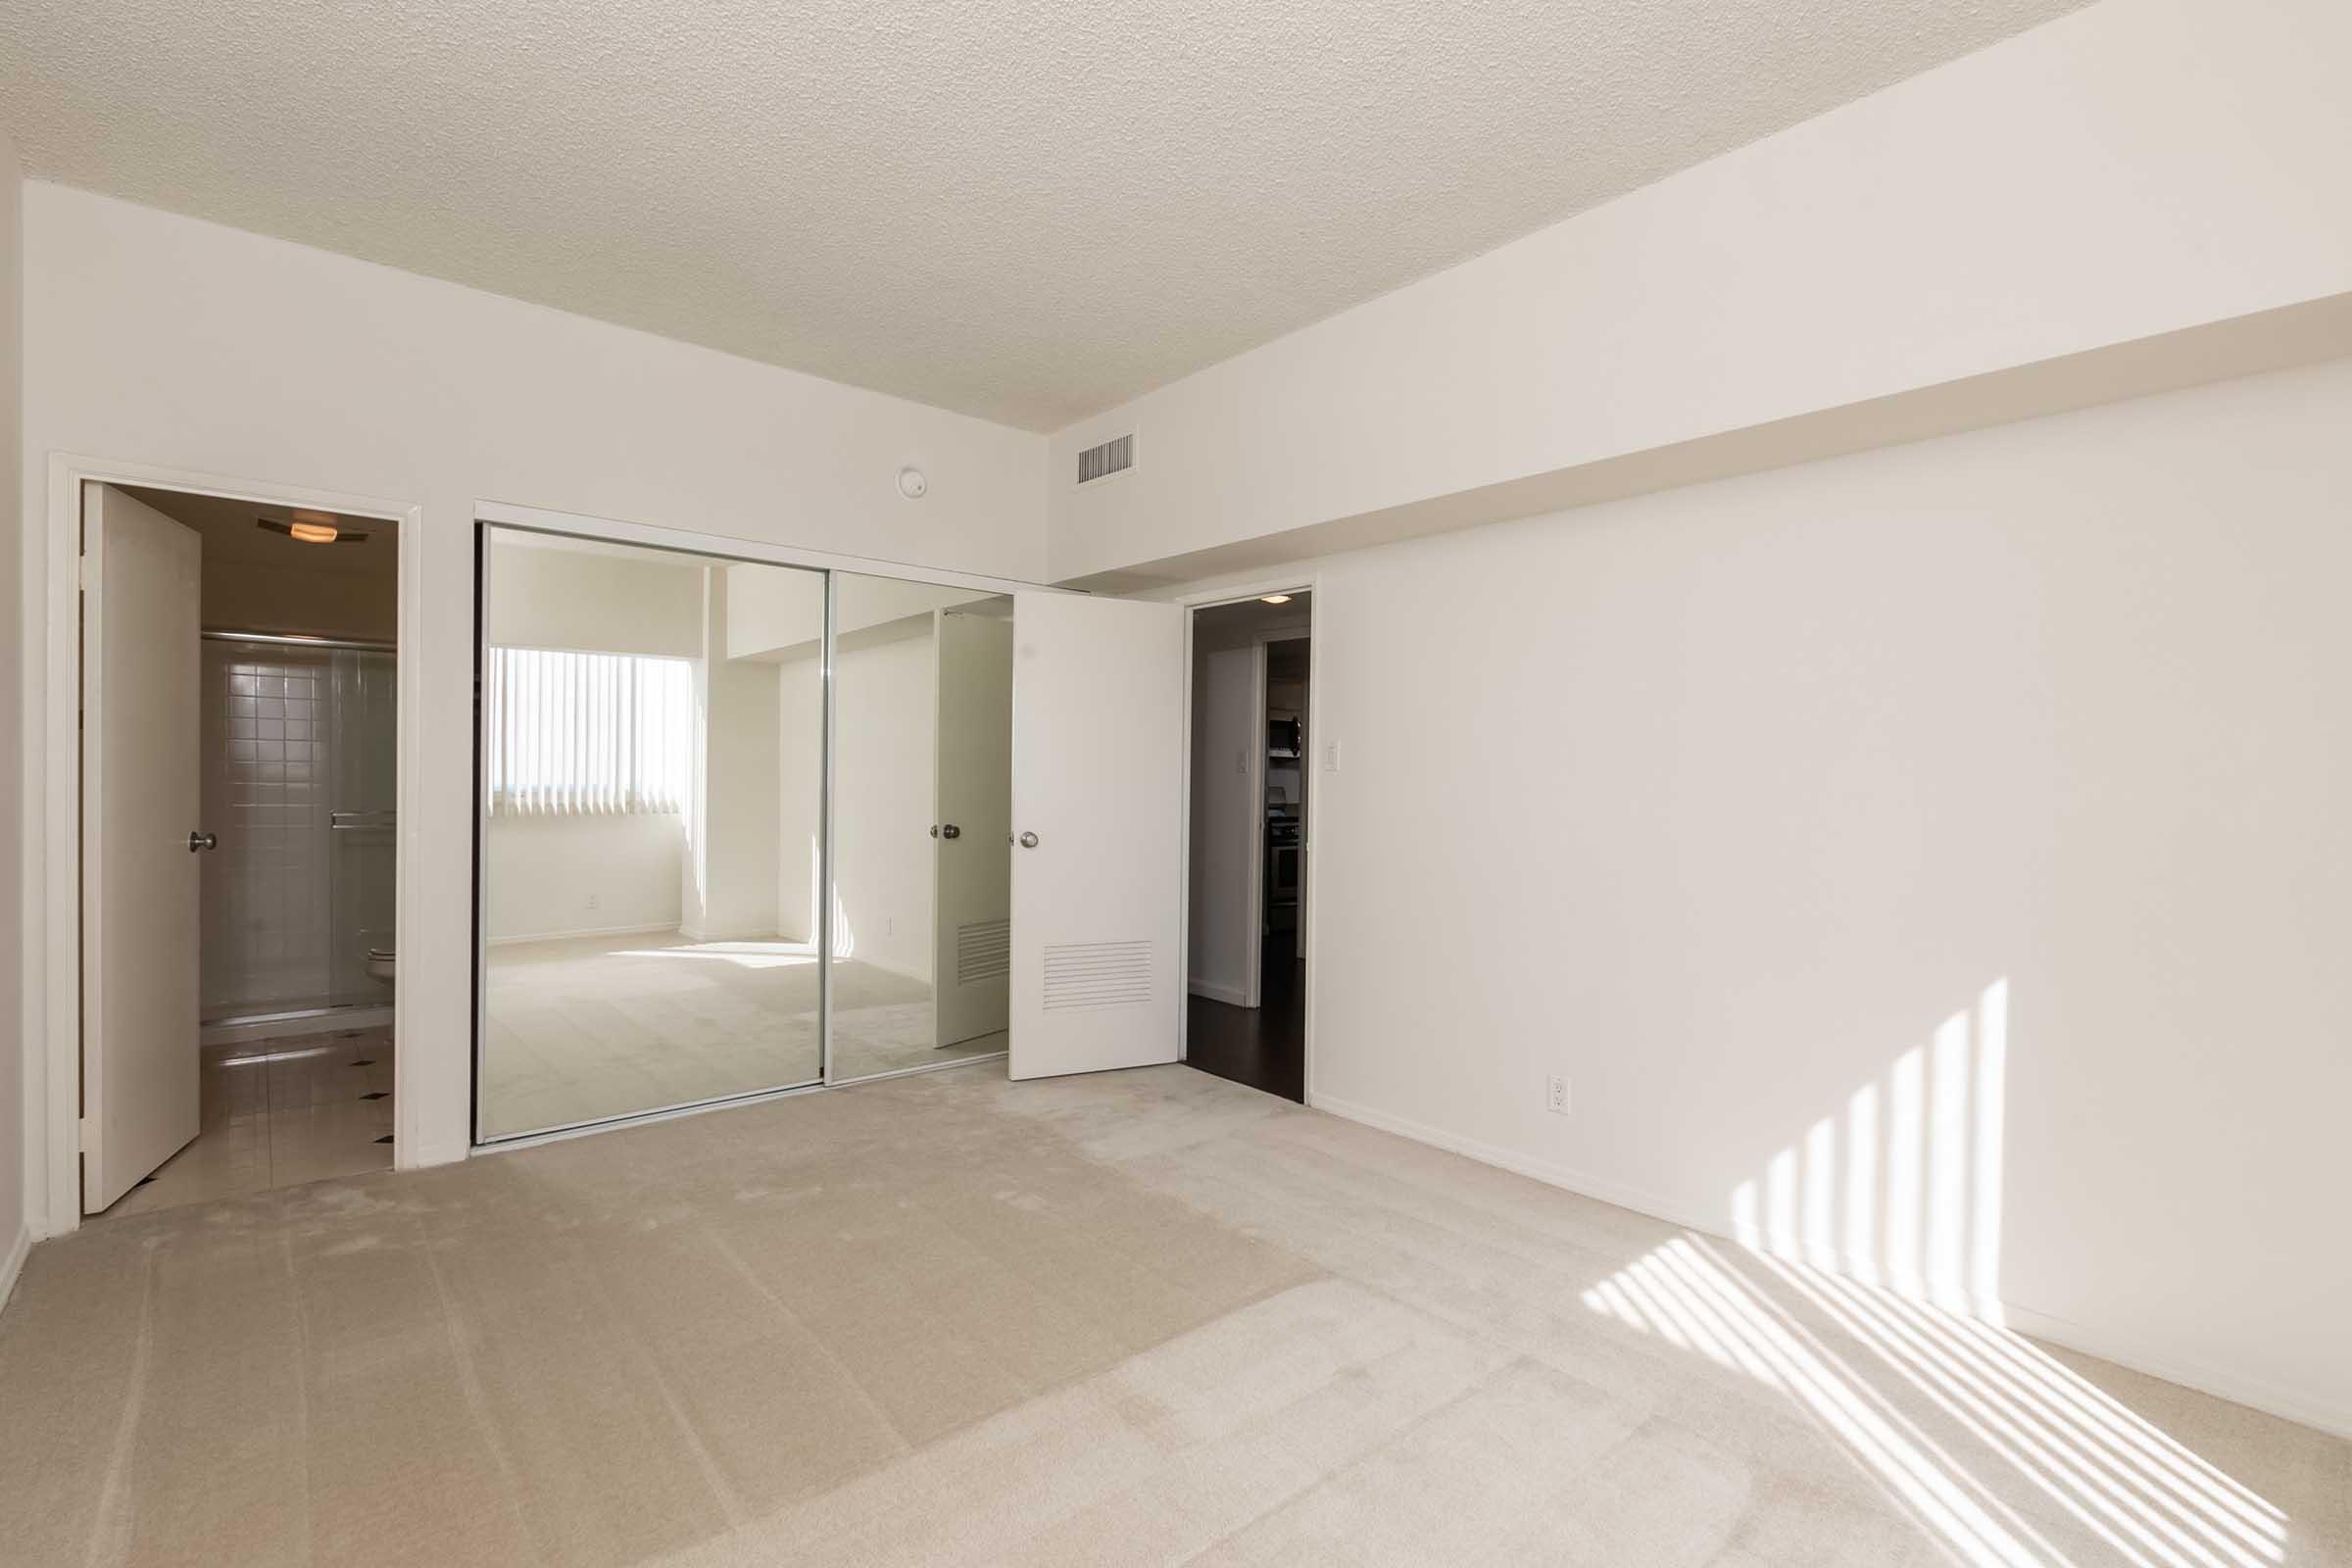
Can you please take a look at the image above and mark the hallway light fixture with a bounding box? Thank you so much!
[1259,593,1293,605]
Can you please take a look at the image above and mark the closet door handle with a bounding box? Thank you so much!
[939,823,960,839]
[187,831,218,853]
[1017,831,1039,849]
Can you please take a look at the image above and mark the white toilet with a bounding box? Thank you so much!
[366,946,396,985]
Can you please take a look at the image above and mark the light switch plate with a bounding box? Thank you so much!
[1322,740,1341,773]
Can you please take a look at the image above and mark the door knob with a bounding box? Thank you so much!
[940,823,960,840]
[187,830,218,853]
[1017,831,1039,849]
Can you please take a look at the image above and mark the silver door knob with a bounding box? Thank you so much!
[187,831,218,853]
[1017,831,1039,849]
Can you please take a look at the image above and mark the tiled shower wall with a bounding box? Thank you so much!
[200,640,396,1018]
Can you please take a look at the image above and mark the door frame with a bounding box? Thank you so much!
[35,453,426,1240]
[1176,577,1321,1102]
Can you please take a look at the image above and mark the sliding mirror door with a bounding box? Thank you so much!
[476,528,826,1140]
[824,573,1014,1082]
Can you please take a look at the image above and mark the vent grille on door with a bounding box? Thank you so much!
[1076,433,1134,486]
[1042,940,1153,1011]
[956,918,1010,986]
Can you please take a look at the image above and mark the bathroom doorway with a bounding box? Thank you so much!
[78,482,402,1218]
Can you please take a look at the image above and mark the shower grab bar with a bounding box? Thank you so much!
[330,810,398,829]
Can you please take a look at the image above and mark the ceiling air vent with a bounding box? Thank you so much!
[1076,433,1135,486]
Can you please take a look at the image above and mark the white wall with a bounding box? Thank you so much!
[776,657,823,946]
[1188,642,1258,1004]
[484,813,683,943]
[726,563,993,660]
[203,558,398,642]
[683,567,783,941]
[828,617,937,981]
[0,130,25,1303]
[1205,358,2352,1436]
[16,182,1046,1190]
[487,538,703,657]
[1052,0,2352,586]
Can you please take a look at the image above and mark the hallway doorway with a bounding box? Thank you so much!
[1184,592,1310,1102]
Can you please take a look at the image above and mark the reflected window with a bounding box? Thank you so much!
[485,648,693,816]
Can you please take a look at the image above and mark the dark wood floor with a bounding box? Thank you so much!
[1185,934,1305,1102]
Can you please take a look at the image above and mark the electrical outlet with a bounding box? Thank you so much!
[1546,1074,1570,1115]
[585,892,600,911]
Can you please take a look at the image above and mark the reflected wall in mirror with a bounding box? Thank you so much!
[477,528,824,1139]
[822,572,1014,1082]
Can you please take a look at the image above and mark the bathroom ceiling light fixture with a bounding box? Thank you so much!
[258,511,370,545]
[1259,593,1293,605]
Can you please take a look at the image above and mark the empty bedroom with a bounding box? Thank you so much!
[2,1,2348,1564]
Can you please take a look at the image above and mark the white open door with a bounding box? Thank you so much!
[81,484,205,1212]
[1008,592,1185,1079]
[933,610,1014,1049]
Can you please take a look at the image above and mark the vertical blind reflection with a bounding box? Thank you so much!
[485,647,693,816]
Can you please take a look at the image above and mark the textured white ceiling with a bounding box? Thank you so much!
[2,0,2087,430]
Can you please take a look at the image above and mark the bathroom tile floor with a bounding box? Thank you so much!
[98,1025,395,1219]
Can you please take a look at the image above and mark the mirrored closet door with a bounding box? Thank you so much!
[474,527,826,1140]
[824,572,1015,1084]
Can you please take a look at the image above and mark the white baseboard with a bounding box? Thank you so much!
[1306,1091,2352,1442]
[0,1223,30,1318]
[489,921,678,948]
[1996,1302,2352,1442]
[675,923,800,945]
[1309,1092,1716,1231]
[1188,978,1249,1005]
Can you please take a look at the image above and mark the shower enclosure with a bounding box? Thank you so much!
[199,632,398,1027]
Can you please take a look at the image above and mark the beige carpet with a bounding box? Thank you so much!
[1,1062,2345,1566]
[482,933,1003,1138]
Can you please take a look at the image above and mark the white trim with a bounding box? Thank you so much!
[1242,641,1268,1008]
[1175,576,1321,1093]
[34,454,426,1242]
[476,1077,830,1152]
[485,921,678,948]
[475,499,1060,602]
[1310,1091,1712,1228]
[1995,1304,2352,1444]
[0,1223,30,1317]
[832,1050,1007,1089]
[1187,979,1248,1006]
[470,502,1057,1134]
[1309,1091,2352,1442]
